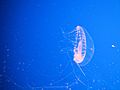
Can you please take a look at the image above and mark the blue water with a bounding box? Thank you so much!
[1,0,120,90]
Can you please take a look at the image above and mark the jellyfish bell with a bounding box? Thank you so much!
[73,25,94,66]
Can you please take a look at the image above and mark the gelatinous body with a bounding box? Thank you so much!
[72,26,94,66]
[73,26,86,64]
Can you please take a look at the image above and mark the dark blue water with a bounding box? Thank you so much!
[1,0,120,90]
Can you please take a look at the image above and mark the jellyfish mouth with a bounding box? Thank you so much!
[73,53,83,64]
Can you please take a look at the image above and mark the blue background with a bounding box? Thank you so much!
[1,0,120,90]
